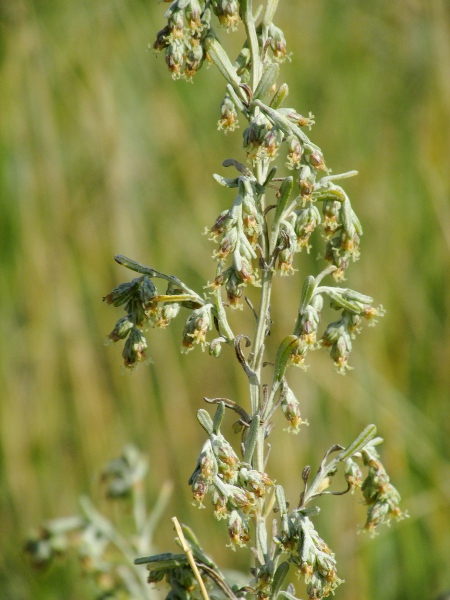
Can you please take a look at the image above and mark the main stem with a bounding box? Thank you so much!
[239,0,277,565]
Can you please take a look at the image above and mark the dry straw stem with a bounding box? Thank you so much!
[172,517,211,600]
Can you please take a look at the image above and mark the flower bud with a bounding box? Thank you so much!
[310,293,323,314]
[218,94,239,133]
[211,488,228,519]
[107,315,134,343]
[262,127,284,160]
[322,199,341,236]
[153,26,171,51]
[298,305,320,344]
[243,114,270,163]
[185,42,205,79]
[242,201,261,245]
[212,435,239,484]
[239,467,272,497]
[285,134,303,169]
[209,340,222,357]
[281,385,307,433]
[228,510,250,547]
[321,320,344,348]
[329,333,352,372]
[215,227,238,259]
[279,109,315,129]
[298,164,315,198]
[222,268,244,308]
[227,485,256,513]
[268,24,287,61]
[165,40,185,79]
[181,305,212,352]
[167,7,185,38]
[185,0,202,31]
[344,458,363,493]
[213,0,240,31]
[210,208,236,238]
[308,149,326,171]
[295,204,321,250]
[122,327,148,368]
[277,220,297,276]
[103,280,139,307]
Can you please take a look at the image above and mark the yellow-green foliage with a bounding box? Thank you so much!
[0,0,449,598]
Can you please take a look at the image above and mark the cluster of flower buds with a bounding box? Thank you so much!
[272,194,321,277]
[280,382,308,433]
[311,180,363,280]
[320,287,384,372]
[275,492,342,600]
[210,176,262,306]
[361,447,405,535]
[153,0,245,80]
[24,516,85,570]
[153,0,213,80]
[25,515,130,594]
[321,313,354,374]
[189,419,272,547]
[105,270,210,366]
[100,444,148,499]
[104,275,160,368]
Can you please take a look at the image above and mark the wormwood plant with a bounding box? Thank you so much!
[28,1,405,599]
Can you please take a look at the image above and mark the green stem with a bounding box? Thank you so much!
[241,0,261,89]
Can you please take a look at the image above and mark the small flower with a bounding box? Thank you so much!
[185,42,205,79]
[298,164,316,198]
[185,0,203,31]
[228,510,250,547]
[321,199,341,238]
[181,305,213,352]
[286,134,303,169]
[210,208,236,239]
[106,315,134,343]
[344,458,363,493]
[213,0,240,31]
[243,114,271,163]
[276,220,298,276]
[103,279,139,307]
[122,327,148,368]
[361,449,406,535]
[212,488,229,520]
[330,333,352,373]
[281,384,308,433]
[165,40,186,79]
[268,23,288,61]
[218,94,239,133]
[238,467,273,497]
[294,204,321,252]
[214,227,238,259]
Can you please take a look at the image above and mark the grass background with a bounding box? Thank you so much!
[0,0,449,598]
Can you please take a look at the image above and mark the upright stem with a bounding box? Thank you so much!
[241,0,261,89]
[240,0,278,565]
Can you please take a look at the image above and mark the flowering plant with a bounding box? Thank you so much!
[28,1,406,599]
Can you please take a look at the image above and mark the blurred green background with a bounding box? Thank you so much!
[1,0,449,598]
